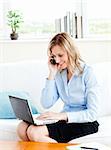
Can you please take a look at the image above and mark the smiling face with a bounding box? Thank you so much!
[48,32,83,74]
[51,45,68,70]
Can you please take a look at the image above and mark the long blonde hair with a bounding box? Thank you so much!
[48,32,84,74]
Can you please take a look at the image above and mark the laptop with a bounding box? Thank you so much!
[9,96,59,125]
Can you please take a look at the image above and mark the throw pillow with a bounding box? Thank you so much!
[0,91,38,119]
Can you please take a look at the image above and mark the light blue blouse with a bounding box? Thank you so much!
[41,63,100,123]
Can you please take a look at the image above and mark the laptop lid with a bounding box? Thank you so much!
[9,96,34,125]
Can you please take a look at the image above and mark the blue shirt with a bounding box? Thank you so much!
[41,63,100,123]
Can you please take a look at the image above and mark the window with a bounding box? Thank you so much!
[0,0,3,38]
[83,0,111,38]
[0,0,111,39]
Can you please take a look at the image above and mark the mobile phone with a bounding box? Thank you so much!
[50,57,56,65]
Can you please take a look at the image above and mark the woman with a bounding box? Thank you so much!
[17,32,99,143]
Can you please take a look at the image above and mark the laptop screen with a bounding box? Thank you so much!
[9,96,34,124]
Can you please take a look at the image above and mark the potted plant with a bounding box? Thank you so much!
[7,10,23,40]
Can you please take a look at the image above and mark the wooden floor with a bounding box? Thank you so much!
[0,141,75,150]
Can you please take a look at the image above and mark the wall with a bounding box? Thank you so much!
[0,39,111,64]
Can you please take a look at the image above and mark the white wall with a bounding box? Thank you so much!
[0,39,111,64]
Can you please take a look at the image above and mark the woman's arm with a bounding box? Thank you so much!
[41,55,62,109]
[41,79,59,108]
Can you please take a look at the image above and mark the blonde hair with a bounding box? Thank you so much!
[47,32,84,74]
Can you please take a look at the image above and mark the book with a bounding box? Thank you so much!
[63,11,71,35]
[71,13,76,38]
[66,142,111,150]
[76,15,83,38]
[55,18,61,33]
[66,11,71,35]
[66,145,81,150]
[74,13,78,38]
[64,15,67,32]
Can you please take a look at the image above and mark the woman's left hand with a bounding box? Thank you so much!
[37,112,68,121]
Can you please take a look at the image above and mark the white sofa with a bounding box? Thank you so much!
[0,60,111,146]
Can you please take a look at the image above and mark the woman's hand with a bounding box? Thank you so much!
[37,112,68,122]
[48,56,62,80]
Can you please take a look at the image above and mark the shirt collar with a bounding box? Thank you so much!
[61,62,85,77]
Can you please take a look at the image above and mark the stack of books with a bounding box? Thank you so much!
[55,11,83,39]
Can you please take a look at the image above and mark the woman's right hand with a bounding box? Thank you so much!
[48,56,61,80]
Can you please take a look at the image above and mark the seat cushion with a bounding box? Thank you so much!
[0,119,21,141]
[92,62,111,117]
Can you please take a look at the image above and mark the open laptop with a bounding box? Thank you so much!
[9,96,59,125]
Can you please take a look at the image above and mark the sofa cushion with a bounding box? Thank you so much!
[0,119,21,141]
[0,91,38,119]
[0,60,48,112]
[92,62,111,116]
